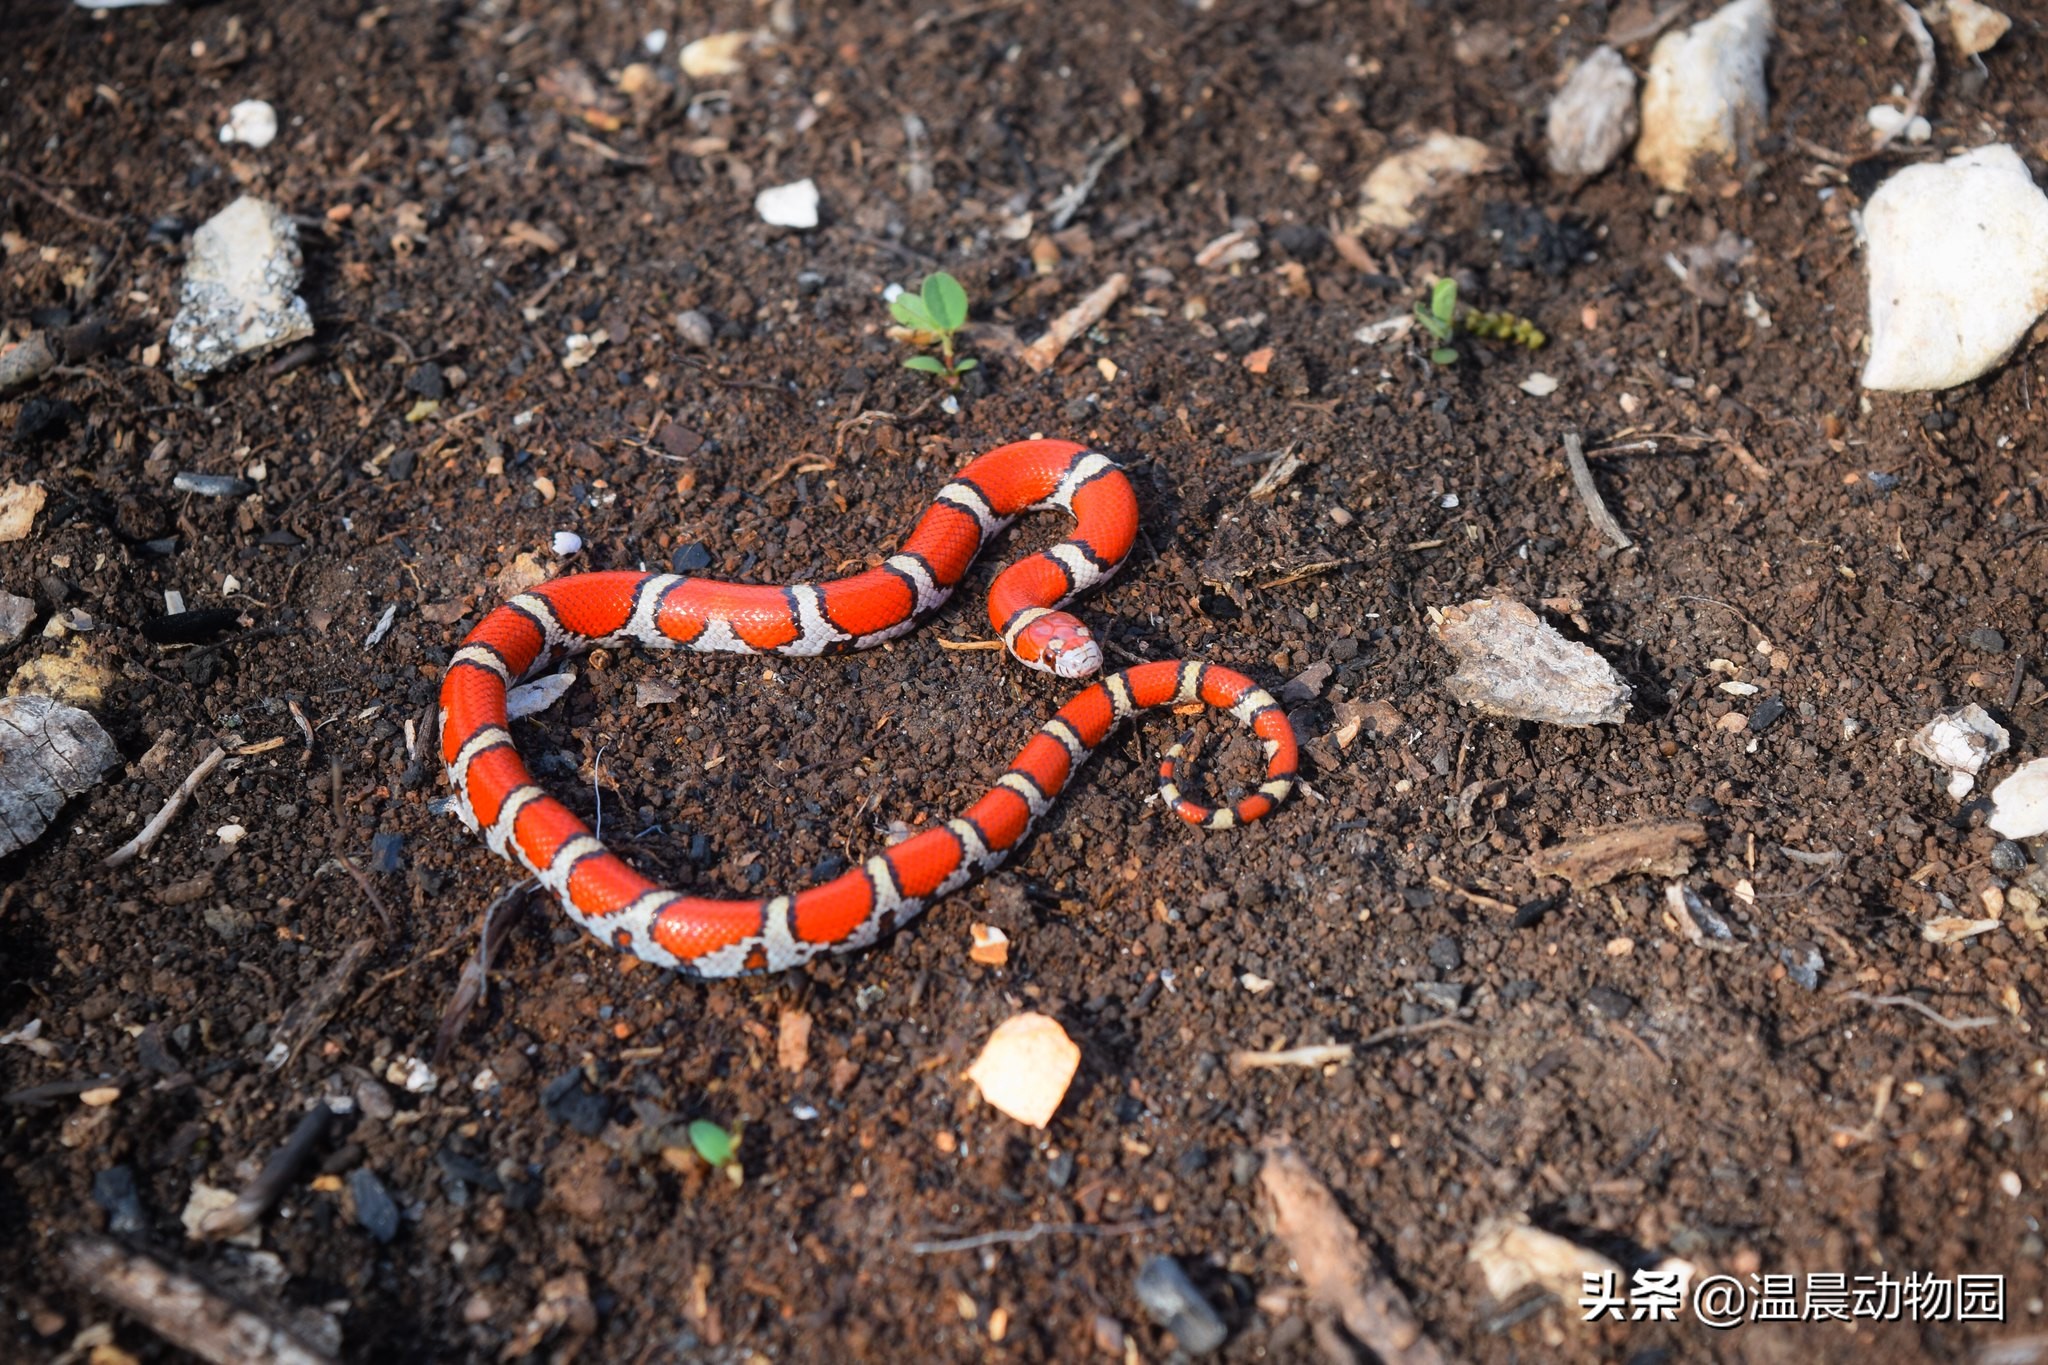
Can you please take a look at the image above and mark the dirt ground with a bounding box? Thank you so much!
[5,0,2048,1361]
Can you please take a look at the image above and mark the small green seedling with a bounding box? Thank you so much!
[890,271,977,384]
[1415,278,1460,366]
[688,1119,744,1186]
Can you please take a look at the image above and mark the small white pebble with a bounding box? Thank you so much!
[792,1103,819,1121]
[2000,1170,2024,1198]
[552,530,582,556]
[1240,972,1276,994]
[217,823,248,845]
[222,574,242,594]
[470,1067,498,1092]
[1440,493,1460,509]
[1519,371,1559,397]
[755,178,820,230]
[643,27,669,54]
[219,99,278,149]
[940,394,961,415]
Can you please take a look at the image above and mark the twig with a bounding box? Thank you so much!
[63,1236,336,1365]
[1047,131,1133,232]
[1257,559,1353,591]
[1563,431,1632,550]
[936,637,1003,653]
[1872,0,1935,152]
[1020,273,1129,373]
[1229,1043,1356,1074]
[1426,874,1518,916]
[432,878,539,1065]
[264,938,375,1071]
[0,168,123,230]
[909,1219,1153,1255]
[334,853,394,935]
[103,746,225,867]
[1353,1015,1473,1049]
[1844,991,2004,1033]
[200,1105,334,1241]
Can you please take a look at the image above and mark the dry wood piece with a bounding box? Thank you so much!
[1563,432,1632,549]
[63,1236,337,1364]
[102,745,226,867]
[267,937,375,1071]
[1020,273,1129,373]
[1434,599,1632,726]
[1530,819,1706,891]
[1229,1042,1355,1073]
[1258,1135,1450,1365]
[1468,1213,1621,1302]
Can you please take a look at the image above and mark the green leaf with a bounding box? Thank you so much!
[688,1119,736,1167]
[951,357,978,373]
[1431,277,1459,325]
[902,355,948,375]
[1413,304,1450,342]
[922,271,969,333]
[890,293,937,331]
[1430,347,1459,366]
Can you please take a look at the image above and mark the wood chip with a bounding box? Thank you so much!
[1530,819,1707,891]
[968,923,1011,966]
[777,1009,812,1073]
[1020,274,1129,373]
[1258,1135,1450,1365]
[965,1012,1079,1128]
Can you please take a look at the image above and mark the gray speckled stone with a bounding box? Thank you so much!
[167,196,313,381]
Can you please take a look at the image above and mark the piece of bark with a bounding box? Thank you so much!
[1529,819,1706,891]
[1257,1135,1453,1365]
[1020,273,1129,373]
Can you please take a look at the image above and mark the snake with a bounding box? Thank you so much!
[437,438,1299,976]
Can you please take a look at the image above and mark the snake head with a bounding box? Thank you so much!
[1009,609,1102,678]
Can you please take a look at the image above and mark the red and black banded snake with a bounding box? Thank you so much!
[437,438,1298,976]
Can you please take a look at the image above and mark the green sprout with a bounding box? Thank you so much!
[687,1118,745,1185]
[889,271,977,384]
[1415,277,1460,366]
[1415,277,1547,368]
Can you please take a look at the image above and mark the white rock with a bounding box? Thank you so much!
[680,31,758,79]
[1546,46,1638,178]
[755,178,820,229]
[1946,0,2011,56]
[1865,105,1930,145]
[1435,598,1631,726]
[1636,0,1773,193]
[1861,144,2048,392]
[551,530,582,556]
[1910,704,2008,800]
[643,28,670,55]
[1989,757,2048,839]
[0,591,33,648]
[1519,371,1559,396]
[219,99,278,149]
[216,823,248,845]
[166,196,314,380]
[1355,132,1500,231]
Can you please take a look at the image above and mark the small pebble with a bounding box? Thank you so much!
[347,1167,401,1244]
[92,1165,148,1235]
[1046,1150,1075,1189]
[1413,981,1466,1013]
[1132,1256,1228,1356]
[1747,697,1787,733]
[1990,840,2028,874]
[1779,943,1824,991]
[541,1069,610,1136]
[1585,986,1636,1019]
[672,542,713,574]
[405,362,449,400]
[218,99,278,149]
[675,310,714,349]
[1426,935,1463,972]
[370,831,404,874]
[1969,627,2008,653]
[552,530,583,557]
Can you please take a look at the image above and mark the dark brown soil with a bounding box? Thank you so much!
[5,0,2048,1361]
